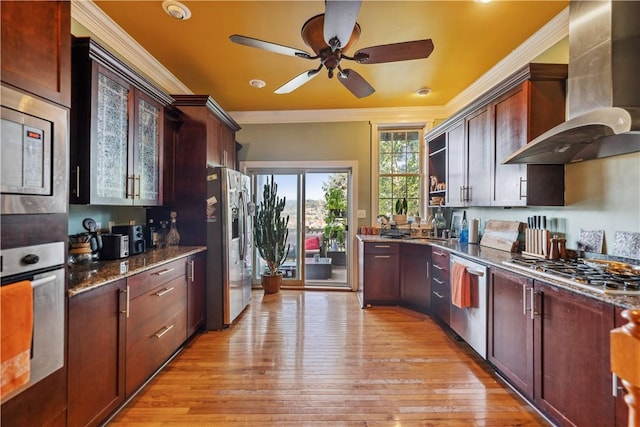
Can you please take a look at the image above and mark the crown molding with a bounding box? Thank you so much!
[229,106,447,125]
[71,1,568,126]
[71,0,192,95]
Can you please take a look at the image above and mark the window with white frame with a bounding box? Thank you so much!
[376,127,424,218]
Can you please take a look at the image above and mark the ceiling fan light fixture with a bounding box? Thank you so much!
[416,87,432,96]
[162,1,191,20]
[249,79,266,89]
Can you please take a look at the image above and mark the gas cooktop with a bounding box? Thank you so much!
[502,257,640,296]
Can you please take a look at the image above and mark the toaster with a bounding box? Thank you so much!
[112,225,146,255]
[100,234,129,260]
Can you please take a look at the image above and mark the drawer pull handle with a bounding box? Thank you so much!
[154,324,174,338]
[154,287,175,297]
[154,268,175,276]
[433,264,444,270]
[433,291,444,299]
[433,278,444,285]
[374,255,390,259]
[433,251,446,257]
[374,245,391,248]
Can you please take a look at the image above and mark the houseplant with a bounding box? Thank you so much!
[393,198,408,224]
[254,175,290,294]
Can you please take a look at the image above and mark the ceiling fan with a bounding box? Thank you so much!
[229,0,434,98]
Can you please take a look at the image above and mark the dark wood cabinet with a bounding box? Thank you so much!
[490,64,567,206]
[614,307,630,427]
[533,281,615,427]
[430,247,450,324]
[1,0,71,107]
[187,252,206,337]
[488,267,534,398]
[357,241,400,307]
[125,259,188,395]
[68,279,127,427]
[426,63,567,208]
[70,37,172,206]
[489,267,617,426]
[400,244,431,313]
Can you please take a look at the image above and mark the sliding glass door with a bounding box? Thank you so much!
[247,165,352,289]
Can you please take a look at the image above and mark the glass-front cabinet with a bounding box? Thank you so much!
[70,37,170,206]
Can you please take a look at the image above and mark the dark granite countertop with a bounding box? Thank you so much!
[357,235,640,310]
[68,246,207,298]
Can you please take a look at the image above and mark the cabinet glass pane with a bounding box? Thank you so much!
[96,73,128,199]
[136,98,159,201]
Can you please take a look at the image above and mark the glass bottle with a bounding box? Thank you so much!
[166,212,181,246]
[434,208,446,237]
[157,221,168,248]
[459,211,469,243]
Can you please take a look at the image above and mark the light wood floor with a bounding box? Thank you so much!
[109,290,551,426]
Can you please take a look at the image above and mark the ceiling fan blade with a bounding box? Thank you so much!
[323,0,362,50]
[338,69,375,98]
[355,39,434,64]
[230,34,312,58]
[274,69,321,94]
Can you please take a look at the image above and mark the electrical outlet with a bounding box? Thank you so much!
[357,210,366,219]
[129,219,136,225]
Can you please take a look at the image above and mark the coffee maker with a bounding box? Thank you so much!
[112,225,146,255]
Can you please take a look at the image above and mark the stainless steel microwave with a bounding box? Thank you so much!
[1,85,68,214]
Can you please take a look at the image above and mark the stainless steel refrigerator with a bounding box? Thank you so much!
[206,166,252,330]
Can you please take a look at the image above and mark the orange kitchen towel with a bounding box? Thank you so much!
[1,281,34,398]
[452,262,471,309]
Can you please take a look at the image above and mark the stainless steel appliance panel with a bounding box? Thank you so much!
[206,166,252,329]
[449,254,488,359]
[0,242,65,403]
[1,85,68,214]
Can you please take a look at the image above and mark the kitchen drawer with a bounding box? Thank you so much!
[127,276,187,348]
[364,242,399,255]
[431,248,450,274]
[125,308,187,395]
[127,258,186,299]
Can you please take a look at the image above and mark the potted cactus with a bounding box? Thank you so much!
[254,175,290,293]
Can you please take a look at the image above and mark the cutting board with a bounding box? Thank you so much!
[480,220,525,252]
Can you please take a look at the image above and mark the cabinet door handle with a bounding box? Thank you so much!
[154,324,174,338]
[187,260,195,282]
[154,268,175,276]
[374,245,391,248]
[120,286,130,318]
[459,186,464,203]
[522,284,528,316]
[519,177,527,200]
[126,175,135,199]
[426,263,430,279]
[135,175,141,199]
[433,291,444,299]
[74,165,80,198]
[529,288,538,319]
[374,255,390,259]
[154,287,175,297]
[433,278,444,285]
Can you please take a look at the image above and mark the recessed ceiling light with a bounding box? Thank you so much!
[162,0,191,20]
[416,87,432,96]
[249,79,266,89]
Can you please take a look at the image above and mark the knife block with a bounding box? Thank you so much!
[522,228,550,259]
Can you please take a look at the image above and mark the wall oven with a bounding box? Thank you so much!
[0,242,65,403]
[1,84,68,214]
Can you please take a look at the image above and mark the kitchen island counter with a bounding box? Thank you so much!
[357,234,640,309]
[68,246,206,297]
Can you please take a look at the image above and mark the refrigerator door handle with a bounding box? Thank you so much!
[238,191,246,261]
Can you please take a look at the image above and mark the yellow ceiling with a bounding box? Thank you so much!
[93,0,568,112]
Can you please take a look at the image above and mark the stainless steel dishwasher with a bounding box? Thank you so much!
[449,254,488,359]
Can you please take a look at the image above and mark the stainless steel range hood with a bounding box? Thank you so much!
[505,0,640,164]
